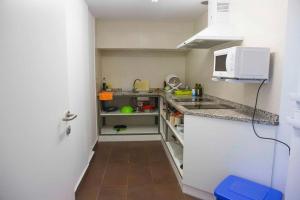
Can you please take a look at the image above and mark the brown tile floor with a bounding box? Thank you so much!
[76,141,201,200]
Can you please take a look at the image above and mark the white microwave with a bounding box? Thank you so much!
[213,47,270,80]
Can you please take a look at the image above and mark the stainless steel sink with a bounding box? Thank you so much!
[174,98,213,103]
[183,104,235,109]
[131,90,153,94]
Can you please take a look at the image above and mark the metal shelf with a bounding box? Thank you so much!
[165,142,183,177]
[101,125,159,135]
[164,118,184,146]
[100,109,159,116]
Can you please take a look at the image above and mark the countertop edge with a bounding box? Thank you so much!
[104,90,279,126]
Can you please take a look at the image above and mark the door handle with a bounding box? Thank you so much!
[62,111,77,122]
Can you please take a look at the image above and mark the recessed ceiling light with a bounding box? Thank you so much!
[152,0,159,3]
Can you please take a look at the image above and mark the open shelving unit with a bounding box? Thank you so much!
[159,97,184,179]
[101,125,159,135]
[100,109,159,116]
[99,94,160,138]
[165,141,183,176]
[165,118,184,145]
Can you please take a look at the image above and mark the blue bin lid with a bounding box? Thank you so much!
[214,175,283,200]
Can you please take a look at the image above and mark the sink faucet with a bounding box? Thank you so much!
[132,79,141,93]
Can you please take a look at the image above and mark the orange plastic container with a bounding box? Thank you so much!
[99,92,113,101]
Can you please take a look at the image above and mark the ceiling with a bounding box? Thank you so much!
[85,0,207,21]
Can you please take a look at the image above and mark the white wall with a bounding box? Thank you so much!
[186,0,288,114]
[0,0,96,199]
[96,20,194,49]
[185,0,291,193]
[100,50,186,90]
[185,12,208,87]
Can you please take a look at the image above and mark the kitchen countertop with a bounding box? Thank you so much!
[108,89,279,126]
[112,89,161,97]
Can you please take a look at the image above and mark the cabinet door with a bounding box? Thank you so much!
[183,115,276,194]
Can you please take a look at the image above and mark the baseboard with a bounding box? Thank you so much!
[74,150,95,192]
[182,184,215,200]
[92,137,98,151]
[98,134,161,142]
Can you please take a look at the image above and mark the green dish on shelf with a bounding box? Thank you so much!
[174,90,192,96]
[120,105,134,113]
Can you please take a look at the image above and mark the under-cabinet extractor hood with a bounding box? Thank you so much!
[177,0,243,49]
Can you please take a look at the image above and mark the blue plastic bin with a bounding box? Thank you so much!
[214,175,283,200]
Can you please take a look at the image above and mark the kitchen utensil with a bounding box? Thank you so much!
[103,106,118,112]
[134,80,150,92]
[120,105,134,113]
[99,91,113,101]
[142,105,155,112]
[113,125,127,132]
[165,74,183,93]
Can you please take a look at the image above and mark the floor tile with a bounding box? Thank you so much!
[128,164,152,186]
[184,194,203,200]
[149,162,177,184]
[76,142,189,200]
[93,144,112,163]
[129,149,148,165]
[154,183,185,200]
[146,143,168,163]
[97,186,126,200]
[78,161,104,187]
[108,150,129,164]
[102,163,129,186]
[76,184,99,200]
[127,184,156,200]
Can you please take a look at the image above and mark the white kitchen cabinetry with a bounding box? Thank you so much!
[95,20,194,50]
[183,115,277,199]
[159,97,184,181]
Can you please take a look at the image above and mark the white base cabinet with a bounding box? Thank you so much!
[183,115,277,199]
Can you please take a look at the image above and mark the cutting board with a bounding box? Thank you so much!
[135,80,150,92]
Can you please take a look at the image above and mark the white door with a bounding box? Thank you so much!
[64,0,95,191]
[0,1,93,199]
[279,0,300,199]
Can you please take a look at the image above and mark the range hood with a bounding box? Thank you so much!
[177,0,243,49]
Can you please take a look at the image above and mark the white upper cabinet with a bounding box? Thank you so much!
[96,20,194,50]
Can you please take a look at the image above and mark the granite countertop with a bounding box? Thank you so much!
[112,89,161,97]
[108,89,279,126]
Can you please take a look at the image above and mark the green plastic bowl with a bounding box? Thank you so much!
[120,105,134,113]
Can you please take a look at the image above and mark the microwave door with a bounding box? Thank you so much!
[215,54,228,77]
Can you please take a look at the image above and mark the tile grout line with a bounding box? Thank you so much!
[124,145,130,200]
[125,154,130,200]
[76,142,198,200]
[86,142,193,200]
[95,143,113,200]
[147,145,156,188]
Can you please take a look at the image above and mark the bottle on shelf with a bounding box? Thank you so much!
[102,77,107,91]
[199,84,203,97]
[195,83,203,97]
[192,88,196,97]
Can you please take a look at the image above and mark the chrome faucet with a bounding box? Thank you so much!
[132,79,141,93]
